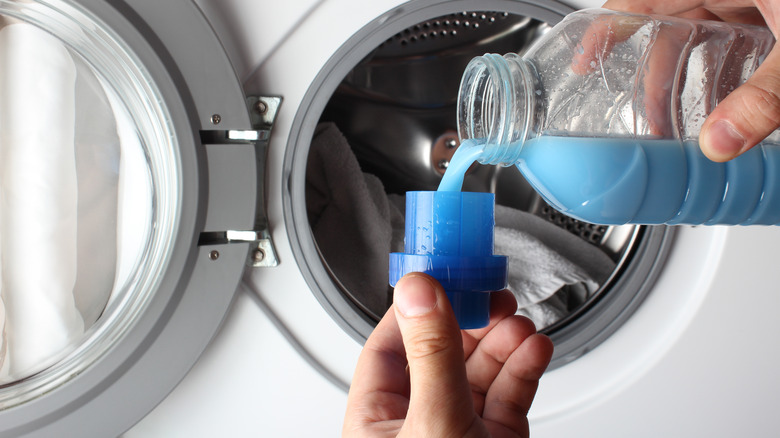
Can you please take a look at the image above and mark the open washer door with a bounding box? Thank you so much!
[0,0,271,436]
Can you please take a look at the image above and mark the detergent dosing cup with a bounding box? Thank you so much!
[389,191,508,329]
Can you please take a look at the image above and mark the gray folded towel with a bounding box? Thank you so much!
[306,122,616,328]
[306,123,404,319]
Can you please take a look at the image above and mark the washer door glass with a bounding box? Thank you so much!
[0,0,179,408]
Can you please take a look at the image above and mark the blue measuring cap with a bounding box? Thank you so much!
[389,191,508,329]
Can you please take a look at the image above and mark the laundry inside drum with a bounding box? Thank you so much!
[305,11,647,337]
[0,2,178,409]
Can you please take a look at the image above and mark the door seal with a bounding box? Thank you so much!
[198,96,281,267]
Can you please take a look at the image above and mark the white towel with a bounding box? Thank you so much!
[0,22,123,382]
[307,122,405,319]
[493,205,616,328]
[496,227,596,326]
[0,23,84,379]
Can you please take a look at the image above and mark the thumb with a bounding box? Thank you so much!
[393,273,478,437]
[700,49,780,162]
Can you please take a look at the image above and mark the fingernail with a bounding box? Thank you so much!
[394,274,438,318]
[706,120,746,159]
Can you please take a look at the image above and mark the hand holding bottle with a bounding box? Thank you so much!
[458,9,780,225]
[602,0,780,162]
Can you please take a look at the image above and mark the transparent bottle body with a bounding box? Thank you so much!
[457,9,779,225]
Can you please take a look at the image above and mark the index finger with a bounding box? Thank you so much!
[602,0,765,23]
[574,2,764,77]
[462,289,518,360]
[602,0,709,15]
[571,11,644,75]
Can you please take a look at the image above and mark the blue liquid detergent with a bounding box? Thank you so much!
[439,136,780,225]
[390,191,508,329]
[438,139,485,192]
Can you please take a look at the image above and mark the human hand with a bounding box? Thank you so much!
[602,0,780,162]
[342,273,554,438]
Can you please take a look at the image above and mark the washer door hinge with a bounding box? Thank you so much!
[198,96,281,268]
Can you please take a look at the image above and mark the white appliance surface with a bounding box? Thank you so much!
[127,0,780,436]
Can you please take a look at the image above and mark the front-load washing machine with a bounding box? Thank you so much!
[0,0,778,437]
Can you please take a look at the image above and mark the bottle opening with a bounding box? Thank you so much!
[457,53,534,166]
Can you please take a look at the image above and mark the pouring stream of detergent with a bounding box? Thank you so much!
[437,139,485,192]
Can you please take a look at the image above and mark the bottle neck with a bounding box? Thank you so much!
[457,53,538,166]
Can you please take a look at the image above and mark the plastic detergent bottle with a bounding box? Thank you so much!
[389,191,507,329]
[449,8,779,225]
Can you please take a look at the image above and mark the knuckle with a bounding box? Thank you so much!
[404,329,456,360]
[493,395,530,416]
[742,81,780,127]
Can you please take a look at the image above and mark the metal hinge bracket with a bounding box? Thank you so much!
[198,96,281,267]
